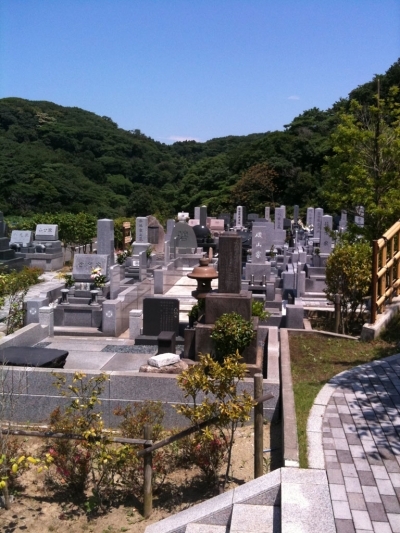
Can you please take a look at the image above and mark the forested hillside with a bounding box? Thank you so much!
[1,59,399,220]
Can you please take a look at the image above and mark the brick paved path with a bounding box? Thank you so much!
[323,355,400,532]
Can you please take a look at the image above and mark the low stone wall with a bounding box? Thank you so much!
[1,367,279,429]
[0,322,49,357]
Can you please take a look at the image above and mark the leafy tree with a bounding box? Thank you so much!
[232,162,277,213]
[323,87,400,240]
[324,241,372,333]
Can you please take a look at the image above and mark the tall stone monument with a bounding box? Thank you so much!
[97,219,115,265]
[132,217,150,255]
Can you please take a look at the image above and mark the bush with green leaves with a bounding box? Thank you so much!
[324,241,372,333]
[251,300,270,321]
[176,352,255,491]
[210,312,255,361]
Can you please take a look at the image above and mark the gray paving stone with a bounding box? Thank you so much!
[381,495,400,513]
[362,485,381,503]
[371,465,390,479]
[330,484,348,501]
[388,512,400,532]
[341,463,358,478]
[345,477,362,494]
[371,522,392,533]
[366,502,388,522]
[351,509,373,530]
[358,470,376,486]
[348,492,367,511]
[333,500,352,519]
[389,473,400,487]
[335,518,356,532]
[327,468,345,484]
[230,504,278,533]
[376,479,396,496]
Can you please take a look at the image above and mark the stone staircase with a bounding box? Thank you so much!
[145,468,335,533]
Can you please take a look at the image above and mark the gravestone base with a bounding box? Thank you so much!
[54,305,103,328]
[132,242,150,256]
[244,263,271,282]
[204,290,252,324]
[135,334,185,346]
[23,252,64,271]
[0,256,25,271]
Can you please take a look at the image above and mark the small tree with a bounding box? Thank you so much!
[324,241,372,333]
[176,352,255,492]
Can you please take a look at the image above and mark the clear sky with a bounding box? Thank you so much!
[0,0,399,144]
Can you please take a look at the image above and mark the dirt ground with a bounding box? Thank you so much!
[0,423,280,533]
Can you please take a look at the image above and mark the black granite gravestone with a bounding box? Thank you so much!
[218,234,242,294]
[143,297,180,336]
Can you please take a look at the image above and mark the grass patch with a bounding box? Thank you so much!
[289,314,400,468]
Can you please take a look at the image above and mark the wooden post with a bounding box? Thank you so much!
[143,424,153,518]
[254,373,264,478]
[371,240,379,324]
[334,294,341,333]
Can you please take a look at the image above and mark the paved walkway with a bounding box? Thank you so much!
[320,354,400,533]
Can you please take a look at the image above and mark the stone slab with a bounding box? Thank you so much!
[148,353,180,368]
[35,224,58,241]
[230,504,279,532]
[72,254,110,282]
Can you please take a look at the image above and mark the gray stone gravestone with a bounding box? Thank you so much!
[320,215,333,254]
[218,234,242,293]
[142,297,179,336]
[194,206,201,220]
[293,205,299,224]
[265,207,270,221]
[136,217,149,243]
[251,226,267,264]
[166,219,175,239]
[97,219,114,265]
[170,222,198,252]
[355,206,364,228]
[72,254,110,282]
[236,206,245,228]
[274,207,285,231]
[306,207,315,228]
[35,224,58,241]
[218,213,231,228]
[339,210,347,231]
[10,230,33,247]
[314,208,324,240]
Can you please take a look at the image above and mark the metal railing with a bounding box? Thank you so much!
[371,220,400,323]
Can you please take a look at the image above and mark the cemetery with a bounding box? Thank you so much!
[1,203,400,533]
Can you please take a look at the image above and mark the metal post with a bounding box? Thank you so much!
[254,373,264,478]
[334,294,341,333]
[143,424,153,518]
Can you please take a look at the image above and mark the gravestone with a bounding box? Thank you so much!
[0,212,24,269]
[320,215,333,254]
[248,213,258,222]
[314,208,324,240]
[170,222,198,252]
[218,234,242,293]
[147,215,165,253]
[97,219,114,265]
[142,297,179,336]
[188,219,200,227]
[209,219,224,232]
[72,254,110,282]
[166,219,175,240]
[10,230,33,247]
[280,205,286,218]
[199,206,207,227]
[306,207,315,228]
[194,206,201,220]
[136,217,148,243]
[218,213,231,228]
[251,226,267,264]
[355,206,364,228]
[236,206,245,228]
[293,205,299,224]
[265,207,270,221]
[274,207,285,230]
[339,210,347,231]
[35,224,58,241]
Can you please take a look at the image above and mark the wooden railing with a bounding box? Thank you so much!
[371,220,400,323]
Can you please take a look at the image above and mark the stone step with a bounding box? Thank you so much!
[230,504,280,533]
[185,524,227,532]
[54,326,106,337]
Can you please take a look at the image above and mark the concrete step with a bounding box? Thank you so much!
[186,525,227,532]
[230,504,280,533]
[54,326,106,337]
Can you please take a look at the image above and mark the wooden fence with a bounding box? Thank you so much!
[371,220,400,323]
[2,376,273,519]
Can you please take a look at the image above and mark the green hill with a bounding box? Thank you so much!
[1,58,399,219]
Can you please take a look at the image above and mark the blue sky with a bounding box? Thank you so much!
[0,0,399,143]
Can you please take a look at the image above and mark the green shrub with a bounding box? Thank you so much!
[210,312,255,361]
[251,300,269,321]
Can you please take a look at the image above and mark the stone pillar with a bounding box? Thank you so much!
[97,219,115,265]
[274,207,285,230]
[320,215,333,254]
[306,207,315,228]
[129,309,143,339]
[314,208,324,240]
[265,207,270,222]
[199,206,207,227]
[218,234,242,294]
[39,306,54,337]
